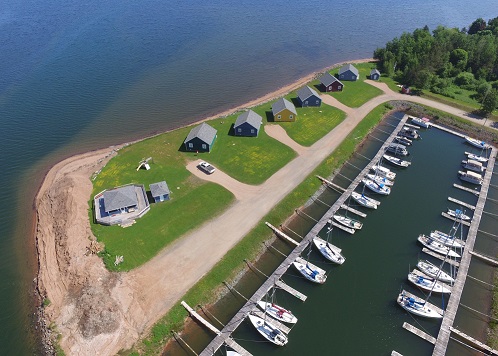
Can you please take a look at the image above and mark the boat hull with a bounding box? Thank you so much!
[417,260,455,284]
[248,314,288,346]
[313,236,345,265]
[257,301,298,324]
[465,136,491,150]
[293,257,327,284]
[333,214,363,229]
[362,178,390,195]
[408,271,451,294]
[351,191,378,209]
[397,292,443,319]
[417,235,461,258]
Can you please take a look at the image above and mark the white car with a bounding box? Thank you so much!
[198,161,216,174]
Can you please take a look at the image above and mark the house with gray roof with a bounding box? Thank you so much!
[370,69,381,80]
[94,184,150,226]
[338,64,359,81]
[319,72,344,92]
[150,181,170,202]
[272,98,297,122]
[234,110,262,137]
[297,86,322,107]
[184,122,217,152]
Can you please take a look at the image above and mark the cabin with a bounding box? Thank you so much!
[184,122,217,152]
[297,86,321,107]
[94,184,150,226]
[149,181,170,202]
[319,72,343,92]
[370,69,381,80]
[338,64,359,81]
[272,98,297,122]
[234,110,262,137]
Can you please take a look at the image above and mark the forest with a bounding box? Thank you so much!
[374,17,498,115]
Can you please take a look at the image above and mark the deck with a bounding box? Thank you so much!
[447,196,475,210]
[199,113,410,355]
[403,322,436,344]
[432,146,497,356]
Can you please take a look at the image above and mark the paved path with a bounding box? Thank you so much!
[264,124,307,155]
[126,79,497,342]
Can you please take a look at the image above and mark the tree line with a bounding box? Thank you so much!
[374,17,498,115]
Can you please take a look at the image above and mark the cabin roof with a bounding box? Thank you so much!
[297,85,320,101]
[319,72,342,87]
[272,98,297,115]
[370,68,380,76]
[234,110,262,129]
[150,181,170,198]
[339,64,359,76]
[103,185,138,212]
[184,122,217,144]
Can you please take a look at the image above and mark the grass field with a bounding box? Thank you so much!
[132,103,392,355]
[319,62,383,108]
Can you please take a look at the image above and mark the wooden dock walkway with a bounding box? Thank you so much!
[433,146,497,356]
[403,322,436,344]
[448,197,475,210]
[421,248,460,268]
[265,222,300,246]
[449,327,498,355]
[441,212,471,226]
[431,123,466,138]
[453,183,480,196]
[275,280,307,301]
[340,204,367,217]
[199,112,411,356]
[468,250,498,266]
[316,175,346,192]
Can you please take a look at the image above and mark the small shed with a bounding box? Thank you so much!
[234,110,262,137]
[319,73,344,92]
[184,122,217,152]
[272,98,297,122]
[297,86,321,107]
[150,181,170,202]
[338,64,359,81]
[370,69,381,80]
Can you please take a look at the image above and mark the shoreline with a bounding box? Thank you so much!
[33,58,374,354]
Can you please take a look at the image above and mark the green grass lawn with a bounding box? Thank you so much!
[320,62,383,108]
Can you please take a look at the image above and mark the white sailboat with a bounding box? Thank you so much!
[417,234,461,258]
[461,159,485,173]
[464,136,491,150]
[257,301,298,324]
[362,178,391,195]
[386,142,409,156]
[313,233,345,265]
[350,191,379,209]
[407,270,451,294]
[458,170,483,185]
[394,136,412,146]
[293,256,327,284]
[371,165,396,180]
[332,214,363,230]
[416,260,455,284]
[447,208,471,221]
[397,290,443,319]
[410,116,431,128]
[366,173,394,186]
[248,314,288,346]
[465,151,488,163]
[382,154,411,168]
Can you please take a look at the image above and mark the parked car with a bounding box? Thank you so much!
[198,161,216,174]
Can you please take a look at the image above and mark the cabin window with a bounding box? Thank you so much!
[237,128,242,132]
[338,85,342,90]
[277,115,281,120]
[289,115,293,119]
[304,100,308,105]
[251,129,255,133]
[316,100,319,104]
[188,143,193,148]
[202,144,207,149]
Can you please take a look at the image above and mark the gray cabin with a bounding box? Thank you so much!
[297,86,321,107]
[338,64,359,81]
[150,181,170,202]
[234,110,262,137]
[184,122,217,152]
[370,69,381,80]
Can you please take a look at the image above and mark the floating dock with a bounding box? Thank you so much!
[329,220,355,234]
[265,222,299,246]
[468,250,498,266]
[421,248,460,268]
[340,204,367,218]
[453,183,480,196]
[432,147,496,356]
[447,197,475,210]
[441,212,471,227]
[316,175,346,192]
[274,280,307,301]
[403,322,436,344]
[449,327,498,355]
[199,112,411,356]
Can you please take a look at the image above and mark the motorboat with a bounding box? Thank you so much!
[462,159,485,173]
[257,301,298,324]
[350,191,379,209]
[366,173,394,186]
[465,151,488,163]
[371,165,396,180]
[397,290,443,319]
[333,214,363,229]
[465,136,491,150]
[248,314,288,346]
[458,170,483,185]
[313,236,345,265]
[447,208,471,221]
[399,126,420,140]
[408,270,451,294]
[417,260,455,284]
[410,116,431,128]
[383,154,411,167]
[386,142,409,156]
[429,231,464,249]
[418,234,461,258]
[293,257,327,284]
[362,178,391,195]
[394,136,412,146]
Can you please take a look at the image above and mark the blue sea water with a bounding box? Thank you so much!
[0,0,496,353]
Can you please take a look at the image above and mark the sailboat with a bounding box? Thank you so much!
[248,314,288,346]
[362,178,391,195]
[313,227,345,265]
[371,165,396,180]
[293,244,327,284]
[447,208,471,221]
[257,288,298,324]
[465,151,488,163]
[366,173,395,186]
[417,235,461,258]
[407,270,451,294]
[464,136,491,150]
[416,260,455,284]
[350,191,379,209]
[332,214,363,230]
[382,154,411,168]
[397,290,443,319]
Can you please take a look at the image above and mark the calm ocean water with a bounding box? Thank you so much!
[0,0,497,353]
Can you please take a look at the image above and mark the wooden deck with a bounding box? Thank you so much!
[274,280,307,301]
[449,327,498,355]
[432,147,496,356]
[403,322,436,344]
[265,222,300,246]
[340,204,367,218]
[199,113,410,356]
[447,197,475,210]
[468,250,498,266]
[316,175,346,192]
[441,212,471,226]
[453,183,480,196]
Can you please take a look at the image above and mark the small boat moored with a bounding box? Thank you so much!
[366,173,394,186]
[417,260,455,284]
[313,236,345,265]
[293,257,327,284]
[410,116,431,128]
[350,191,379,209]
[408,270,451,294]
[362,178,391,195]
[465,151,488,163]
[394,136,412,146]
[447,208,471,221]
[371,165,396,180]
[257,301,298,324]
[464,136,491,150]
[399,126,420,140]
[417,234,461,258]
[461,159,485,173]
[386,142,409,156]
[397,290,443,319]
[333,214,363,230]
[458,170,483,185]
[248,314,288,346]
[383,154,411,167]
[429,231,464,249]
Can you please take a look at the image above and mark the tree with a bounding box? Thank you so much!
[454,72,474,86]
[481,89,498,116]
[488,17,498,35]
[468,18,487,35]
[476,82,492,102]
[449,48,468,70]
[414,69,433,89]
